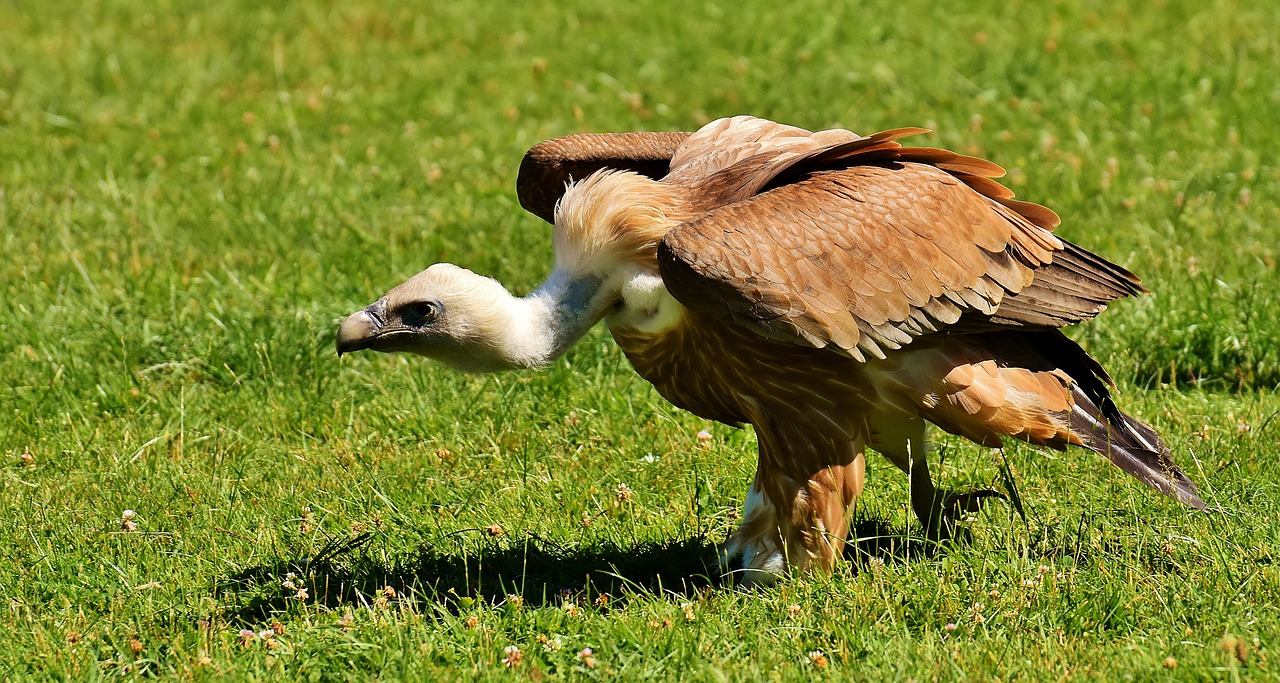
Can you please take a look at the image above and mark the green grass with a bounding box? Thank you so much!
[2,0,1279,679]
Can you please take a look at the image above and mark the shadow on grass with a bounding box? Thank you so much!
[847,517,963,568]
[220,533,724,622]
[218,517,958,623]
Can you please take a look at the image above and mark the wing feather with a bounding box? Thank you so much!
[658,146,1142,355]
[522,118,1145,352]
[517,131,690,224]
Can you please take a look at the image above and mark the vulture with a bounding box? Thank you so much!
[336,116,1204,585]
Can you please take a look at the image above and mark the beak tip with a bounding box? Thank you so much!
[336,309,379,357]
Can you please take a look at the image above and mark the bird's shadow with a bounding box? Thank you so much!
[217,517,954,623]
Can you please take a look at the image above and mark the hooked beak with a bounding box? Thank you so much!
[335,302,385,356]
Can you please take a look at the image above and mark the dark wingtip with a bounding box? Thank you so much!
[1109,449,1206,511]
[1067,385,1207,511]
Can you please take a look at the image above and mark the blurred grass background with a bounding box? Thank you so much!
[1,0,1277,679]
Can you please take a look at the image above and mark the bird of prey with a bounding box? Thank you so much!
[336,116,1204,585]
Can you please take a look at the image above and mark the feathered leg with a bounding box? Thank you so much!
[724,408,867,585]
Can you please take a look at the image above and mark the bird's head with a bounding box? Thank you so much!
[336,263,539,373]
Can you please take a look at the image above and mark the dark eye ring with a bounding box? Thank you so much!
[412,302,439,321]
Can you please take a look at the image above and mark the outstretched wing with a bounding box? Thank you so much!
[517,116,863,224]
[517,131,690,224]
[657,129,1144,362]
[663,115,861,187]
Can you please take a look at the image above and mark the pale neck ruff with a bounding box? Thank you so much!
[497,266,682,368]
[605,271,683,335]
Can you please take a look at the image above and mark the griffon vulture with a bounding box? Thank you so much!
[336,116,1204,584]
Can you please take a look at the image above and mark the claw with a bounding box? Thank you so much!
[942,489,1006,517]
[916,488,1007,540]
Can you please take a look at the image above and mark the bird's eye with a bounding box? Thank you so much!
[411,301,439,322]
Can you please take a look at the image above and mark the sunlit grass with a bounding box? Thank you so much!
[2,0,1278,679]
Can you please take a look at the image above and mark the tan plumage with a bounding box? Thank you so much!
[338,115,1204,585]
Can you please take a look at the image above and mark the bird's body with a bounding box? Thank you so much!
[338,116,1204,584]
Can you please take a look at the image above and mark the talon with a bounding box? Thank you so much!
[916,488,1008,540]
[942,489,1006,517]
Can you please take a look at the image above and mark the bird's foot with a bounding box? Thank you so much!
[917,488,1006,541]
[942,488,1006,519]
[719,536,787,587]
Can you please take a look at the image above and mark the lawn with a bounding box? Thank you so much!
[2,0,1278,679]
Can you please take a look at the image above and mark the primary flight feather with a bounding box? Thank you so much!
[337,116,1204,584]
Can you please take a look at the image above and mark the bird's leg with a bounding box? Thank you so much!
[803,453,867,569]
[869,415,1003,539]
[721,479,791,585]
[723,436,866,585]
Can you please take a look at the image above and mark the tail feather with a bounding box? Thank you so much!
[1023,330,1206,509]
[892,330,1206,509]
[1068,382,1206,510]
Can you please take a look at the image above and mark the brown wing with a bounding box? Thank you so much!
[516,131,690,224]
[663,115,861,187]
[517,116,865,223]
[657,133,1145,361]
